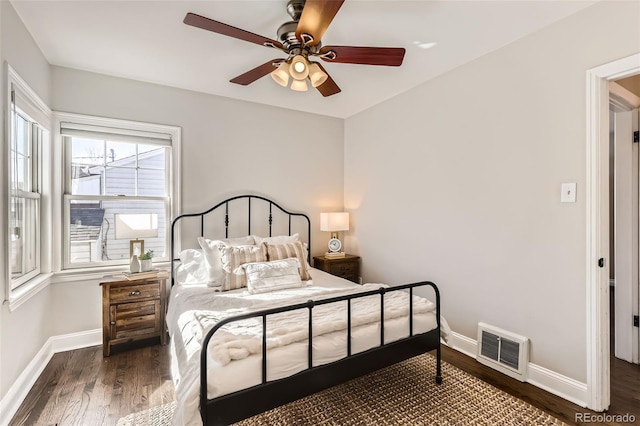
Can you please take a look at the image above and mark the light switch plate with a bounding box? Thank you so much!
[561,183,577,203]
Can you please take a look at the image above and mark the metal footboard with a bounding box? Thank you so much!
[199,281,442,425]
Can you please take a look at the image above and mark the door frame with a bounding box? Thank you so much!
[586,52,640,411]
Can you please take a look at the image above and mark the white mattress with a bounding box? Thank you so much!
[166,268,448,426]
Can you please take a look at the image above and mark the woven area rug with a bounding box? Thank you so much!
[117,353,567,425]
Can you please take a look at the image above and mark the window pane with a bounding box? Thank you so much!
[10,196,38,287]
[11,153,30,191]
[70,138,167,197]
[138,145,165,169]
[15,114,29,156]
[105,166,136,196]
[12,115,32,191]
[72,137,105,166]
[68,199,166,264]
[106,140,137,162]
[138,168,166,196]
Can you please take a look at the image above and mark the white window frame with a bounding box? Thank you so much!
[3,64,52,309]
[10,111,43,286]
[55,112,181,271]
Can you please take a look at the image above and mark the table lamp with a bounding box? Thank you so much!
[320,212,349,258]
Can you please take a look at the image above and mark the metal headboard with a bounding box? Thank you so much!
[170,194,311,287]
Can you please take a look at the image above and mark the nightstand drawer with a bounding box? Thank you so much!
[329,262,356,275]
[110,282,160,302]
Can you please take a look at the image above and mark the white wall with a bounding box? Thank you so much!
[0,0,53,401]
[0,0,344,405]
[49,66,345,336]
[344,0,640,383]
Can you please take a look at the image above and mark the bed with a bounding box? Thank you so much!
[168,195,446,425]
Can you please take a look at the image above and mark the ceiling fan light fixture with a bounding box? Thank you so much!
[271,62,290,87]
[308,63,328,87]
[289,55,309,80]
[290,78,308,92]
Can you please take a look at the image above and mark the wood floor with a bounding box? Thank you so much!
[8,341,639,425]
[8,339,174,426]
[443,346,640,426]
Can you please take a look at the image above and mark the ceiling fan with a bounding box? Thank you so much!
[183,0,406,97]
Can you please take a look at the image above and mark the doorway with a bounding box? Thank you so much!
[586,53,640,412]
[610,79,640,364]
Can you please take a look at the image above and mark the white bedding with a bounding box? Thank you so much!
[166,268,449,426]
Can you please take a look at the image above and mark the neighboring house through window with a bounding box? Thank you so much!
[59,114,181,269]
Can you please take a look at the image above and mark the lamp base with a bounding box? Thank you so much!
[325,252,346,258]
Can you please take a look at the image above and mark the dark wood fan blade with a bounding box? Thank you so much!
[184,13,283,49]
[230,59,283,85]
[295,0,345,46]
[314,63,341,97]
[320,46,405,66]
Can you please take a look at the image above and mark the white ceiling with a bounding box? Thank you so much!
[11,0,596,119]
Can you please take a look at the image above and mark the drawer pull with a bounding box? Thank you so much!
[110,321,115,325]
[129,290,141,296]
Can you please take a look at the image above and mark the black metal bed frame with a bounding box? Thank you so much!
[171,194,311,287]
[170,195,442,425]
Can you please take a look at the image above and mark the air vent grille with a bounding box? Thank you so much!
[477,323,529,381]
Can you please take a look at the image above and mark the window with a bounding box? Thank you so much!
[9,105,45,288]
[60,115,180,269]
[6,66,51,293]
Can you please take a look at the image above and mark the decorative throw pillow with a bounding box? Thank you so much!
[265,241,311,281]
[220,244,268,291]
[197,236,255,287]
[243,258,303,294]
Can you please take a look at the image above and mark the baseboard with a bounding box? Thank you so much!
[447,330,477,358]
[528,363,588,408]
[0,329,101,426]
[445,331,588,408]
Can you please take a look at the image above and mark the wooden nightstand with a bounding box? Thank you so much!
[99,273,167,357]
[313,254,361,283]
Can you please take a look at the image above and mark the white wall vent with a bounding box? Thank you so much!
[477,322,529,381]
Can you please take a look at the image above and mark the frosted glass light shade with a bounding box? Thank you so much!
[309,63,328,87]
[320,212,349,232]
[290,79,308,92]
[271,62,290,87]
[289,55,309,80]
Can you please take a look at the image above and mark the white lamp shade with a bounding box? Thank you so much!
[290,79,308,92]
[320,212,349,232]
[271,62,290,87]
[309,63,328,88]
[289,55,309,80]
[115,213,159,239]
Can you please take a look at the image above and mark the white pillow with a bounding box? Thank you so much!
[175,249,209,285]
[253,233,299,245]
[243,258,303,294]
[197,236,255,287]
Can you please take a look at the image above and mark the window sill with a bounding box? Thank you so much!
[6,273,54,312]
[4,263,171,310]
[51,261,171,284]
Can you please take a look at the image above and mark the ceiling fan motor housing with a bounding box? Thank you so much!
[286,0,305,21]
[277,20,321,54]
